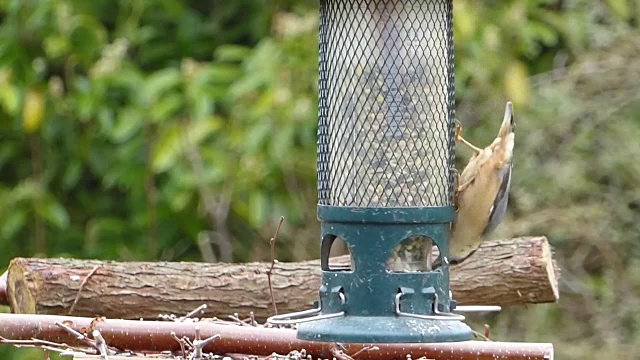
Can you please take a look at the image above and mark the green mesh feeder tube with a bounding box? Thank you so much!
[268,0,475,343]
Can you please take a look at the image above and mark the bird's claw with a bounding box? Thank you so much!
[454,119,483,154]
[454,119,463,142]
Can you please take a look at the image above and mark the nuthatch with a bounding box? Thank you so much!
[436,102,515,268]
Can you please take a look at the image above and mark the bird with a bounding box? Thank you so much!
[433,101,515,269]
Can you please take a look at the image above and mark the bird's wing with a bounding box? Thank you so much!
[482,160,512,235]
[481,133,515,235]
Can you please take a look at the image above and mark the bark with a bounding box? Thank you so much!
[0,313,554,360]
[4,236,558,320]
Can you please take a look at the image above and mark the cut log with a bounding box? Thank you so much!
[5,236,559,320]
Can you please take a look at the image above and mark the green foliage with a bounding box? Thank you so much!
[0,0,319,264]
[0,0,640,358]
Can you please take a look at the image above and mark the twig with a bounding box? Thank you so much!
[350,345,379,358]
[92,330,109,359]
[182,304,208,322]
[190,326,221,360]
[54,321,120,356]
[228,314,251,327]
[471,325,492,342]
[55,321,94,347]
[182,335,195,350]
[192,326,204,360]
[0,335,91,355]
[330,343,355,360]
[171,331,187,359]
[159,304,209,323]
[0,336,62,348]
[69,265,100,315]
[266,216,284,315]
[28,338,89,352]
[231,313,258,327]
[34,345,80,354]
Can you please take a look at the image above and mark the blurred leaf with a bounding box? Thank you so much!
[44,35,71,59]
[141,68,182,105]
[249,191,268,227]
[1,210,26,239]
[62,161,82,189]
[36,197,69,229]
[169,190,192,212]
[69,15,107,65]
[207,63,243,83]
[0,80,19,115]
[527,21,559,47]
[9,180,42,204]
[112,108,143,143]
[189,93,213,121]
[504,60,530,106]
[150,93,183,123]
[272,125,294,161]
[215,44,252,62]
[151,124,182,173]
[22,88,46,133]
[186,116,222,144]
[606,0,632,21]
[453,0,476,42]
[244,121,271,154]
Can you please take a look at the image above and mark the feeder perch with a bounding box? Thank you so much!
[268,0,498,343]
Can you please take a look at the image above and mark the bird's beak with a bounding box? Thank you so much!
[499,101,514,136]
[504,101,513,126]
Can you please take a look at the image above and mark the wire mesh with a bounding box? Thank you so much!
[317,0,456,208]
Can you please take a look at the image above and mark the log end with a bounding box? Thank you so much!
[7,258,38,314]
[541,238,560,302]
[448,236,560,306]
[512,236,560,304]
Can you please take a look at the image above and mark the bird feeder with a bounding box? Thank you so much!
[268,0,487,343]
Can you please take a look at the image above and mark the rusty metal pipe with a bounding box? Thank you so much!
[0,314,553,359]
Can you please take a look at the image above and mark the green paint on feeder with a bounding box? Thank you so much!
[297,316,473,343]
[296,205,474,343]
[317,205,455,224]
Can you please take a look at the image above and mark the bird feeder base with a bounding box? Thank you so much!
[296,315,473,343]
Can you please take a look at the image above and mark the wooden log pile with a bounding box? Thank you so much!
[0,236,559,359]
